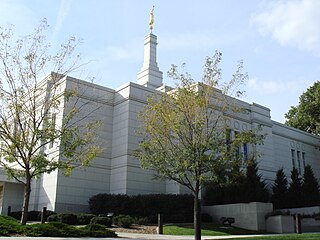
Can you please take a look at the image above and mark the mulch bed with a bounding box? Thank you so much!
[111,224,158,234]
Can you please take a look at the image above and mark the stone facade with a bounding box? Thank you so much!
[0,32,320,213]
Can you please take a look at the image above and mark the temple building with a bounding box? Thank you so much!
[0,27,319,214]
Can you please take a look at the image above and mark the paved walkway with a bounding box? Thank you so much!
[0,232,276,240]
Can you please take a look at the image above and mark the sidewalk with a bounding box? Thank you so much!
[117,232,271,239]
[0,232,275,240]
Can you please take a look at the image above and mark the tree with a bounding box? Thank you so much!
[287,168,303,208]
[242,160,269,203]
[302,165,320,207]
[135,51,264,240]
[0,20,101,224]
[285,81,320,135]
[271,168,288,209]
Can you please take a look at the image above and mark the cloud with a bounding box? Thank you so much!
[247,77,311,95]
[51,0,73,44]
[252,0,320,55]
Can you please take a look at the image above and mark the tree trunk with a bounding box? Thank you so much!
[194,181,201,240]
[21,177,31,225]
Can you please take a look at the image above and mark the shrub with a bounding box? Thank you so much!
[90,217,112,227]
[89,193,193,223]
[9,211,22,221]
[77,213,96,225]
[27,211,41,221]
[47,213,77,225]
[47,214,59,222]
[37,210,56,222]
[81,224,117,237]
[0,215,25,236]
[113,215,133,228]
[10,210,55,222]
[133,216,150,225]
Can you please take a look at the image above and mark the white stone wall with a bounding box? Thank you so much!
[0,182,24,214]
[203,202,273,231]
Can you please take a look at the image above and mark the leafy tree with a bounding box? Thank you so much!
[271,168,288,209]
[242,160,269,203]
[302,165,320,207]
[285,81,320,135]
[0,20,101,224]
[287,168,303,208]
[135,51,264,240]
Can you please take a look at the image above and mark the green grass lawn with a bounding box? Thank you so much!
[228,234,320,240]
[163,224,320,240]
[163,223,264,236]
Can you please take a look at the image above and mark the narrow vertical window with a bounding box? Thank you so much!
[297,151,301,174]
[225,128,231,152]
[302,152,306,168]
[243,143,248,161]
[234,131,240,157]
[291,149,296,168]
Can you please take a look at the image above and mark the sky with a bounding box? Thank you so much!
[0,0,319,123]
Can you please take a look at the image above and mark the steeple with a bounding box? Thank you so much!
[137,6,163,89]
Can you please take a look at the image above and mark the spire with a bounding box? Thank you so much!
[137,6,163,89]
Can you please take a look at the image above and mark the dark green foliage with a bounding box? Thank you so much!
[0,215,25,236]
[0,215,116,237]
[133,216,150,225]
[90,217,112,227]
[77,213,96,225]
[47,214,59,222]
[287,168,304,208]
[89,193,193,223]
[204,161,269,205]
[9,211,22,220]
[302,165,320,207]
[204,179,246,205]
[24,222,81,237]
[81,224,117,237]
[10,210,56,222]
[285,81,320,135]
[113,215,134,228]
[47,213,77,225]
[271,168,288,209]
[38,210,56,222]
[243,161,269,202]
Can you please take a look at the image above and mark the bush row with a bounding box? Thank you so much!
[0,215,116,237]
[47,213,138,228]
[9,210,56,222]
[89,193,194,223]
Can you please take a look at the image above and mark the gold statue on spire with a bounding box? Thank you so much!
[149,5,154,33]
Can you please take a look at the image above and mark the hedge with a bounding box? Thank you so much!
[89,193,193,223]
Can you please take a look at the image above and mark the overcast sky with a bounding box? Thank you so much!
[1,0,319,123]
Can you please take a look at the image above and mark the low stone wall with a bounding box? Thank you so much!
[202,202,273,231]
[266,215,295,233]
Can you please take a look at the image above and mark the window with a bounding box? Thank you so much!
[225,128,232,152]
[302,152,306,168]
[243,143,248,161]
[297,151,301,174]
[234,131,240,157]
[291,149,296,168]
